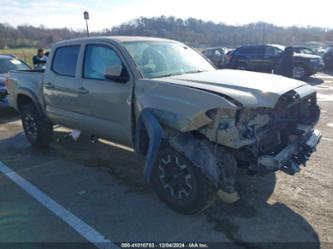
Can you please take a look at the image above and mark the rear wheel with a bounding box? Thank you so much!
[152,147,209,214]
[21,103,53,148]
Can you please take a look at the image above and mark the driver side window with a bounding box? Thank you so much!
[83,45,123,80]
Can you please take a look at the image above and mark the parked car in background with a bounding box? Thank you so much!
[323,47,333,69]
[228,44,325,80]
[224,49,235,67]
[0,54,30,108]
[291,46,316,55]
[293,42,326,56]
[316,48,327,57]
[202,47,225,68]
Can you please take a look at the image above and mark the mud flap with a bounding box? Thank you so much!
[135,110,163,183]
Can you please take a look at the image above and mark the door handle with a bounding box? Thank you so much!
[44,82,54,89]
[77,87,89,94]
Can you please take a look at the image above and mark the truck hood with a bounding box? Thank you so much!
[157,69,311,108]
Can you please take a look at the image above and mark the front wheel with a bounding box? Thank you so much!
[151,147,209,214]
[21,103,53,148]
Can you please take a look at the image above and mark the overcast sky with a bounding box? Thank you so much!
[0,0,332,31]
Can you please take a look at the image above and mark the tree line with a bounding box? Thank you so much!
[1,16,332,49]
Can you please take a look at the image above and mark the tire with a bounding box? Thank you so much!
[21,103,53,148]
[293,64,308,80]
[236,63,248,70]
[151,147,209,214]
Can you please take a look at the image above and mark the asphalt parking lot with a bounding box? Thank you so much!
[0,72,333,249]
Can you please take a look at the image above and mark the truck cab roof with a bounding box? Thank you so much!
[54,36,178,46]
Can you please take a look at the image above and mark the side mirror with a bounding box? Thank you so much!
[104,65,129,83]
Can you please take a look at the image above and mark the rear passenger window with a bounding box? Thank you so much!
[253,46,264,55]
[52,45,80,77]
[237,47,253,54]
[265,46,281,56]
[237,46,263,55]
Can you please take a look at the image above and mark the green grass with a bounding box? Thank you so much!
[0,48,36,68]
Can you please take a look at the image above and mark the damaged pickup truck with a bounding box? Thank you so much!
[6,36,321,214]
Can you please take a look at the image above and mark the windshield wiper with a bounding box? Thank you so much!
[152,72,184,78]
[183,70,207,74]
[151,70,207,79]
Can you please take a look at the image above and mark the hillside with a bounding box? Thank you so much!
[1,16,332,49]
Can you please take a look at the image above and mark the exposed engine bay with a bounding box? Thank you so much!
[199,90,320,175]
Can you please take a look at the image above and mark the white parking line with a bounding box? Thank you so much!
[317,94,333,102]
[316,74,333,79]
[323,137,333,142]
[0,161,118,249]
[0,160,60,181]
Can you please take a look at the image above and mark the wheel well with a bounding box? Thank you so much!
[17,94,34,112]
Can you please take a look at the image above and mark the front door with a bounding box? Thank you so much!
[76,43,134,147]
[247,46,265,71]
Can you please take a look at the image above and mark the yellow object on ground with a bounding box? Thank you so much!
[217,189,240,204]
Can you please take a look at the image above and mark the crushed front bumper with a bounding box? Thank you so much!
[257,129,321,175]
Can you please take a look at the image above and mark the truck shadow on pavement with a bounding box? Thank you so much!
[206,173,320,248]
[306,77,324,86]
[0,108,19,125]
[0,130,321,248]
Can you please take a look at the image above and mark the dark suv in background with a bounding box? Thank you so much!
[323,46,333,70]
[228,44,325,79]
[291,46,316,55]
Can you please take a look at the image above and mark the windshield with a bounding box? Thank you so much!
[0,58,30,74]
[123,41,215,78]
[299,48,315,55]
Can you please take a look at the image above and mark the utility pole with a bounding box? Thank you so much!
[83,11,90,37]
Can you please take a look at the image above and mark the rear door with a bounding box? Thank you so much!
[236,46,264,71]
[263,45,283,72]
[248,46,265,71]
[76,42,134,147]
[43,44,83,128]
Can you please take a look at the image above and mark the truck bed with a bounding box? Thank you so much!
[6,69,45,111]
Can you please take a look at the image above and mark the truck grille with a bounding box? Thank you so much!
[274,91,320,126]
[257,91,320,154]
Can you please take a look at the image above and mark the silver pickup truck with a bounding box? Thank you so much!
[6,36,321,214]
